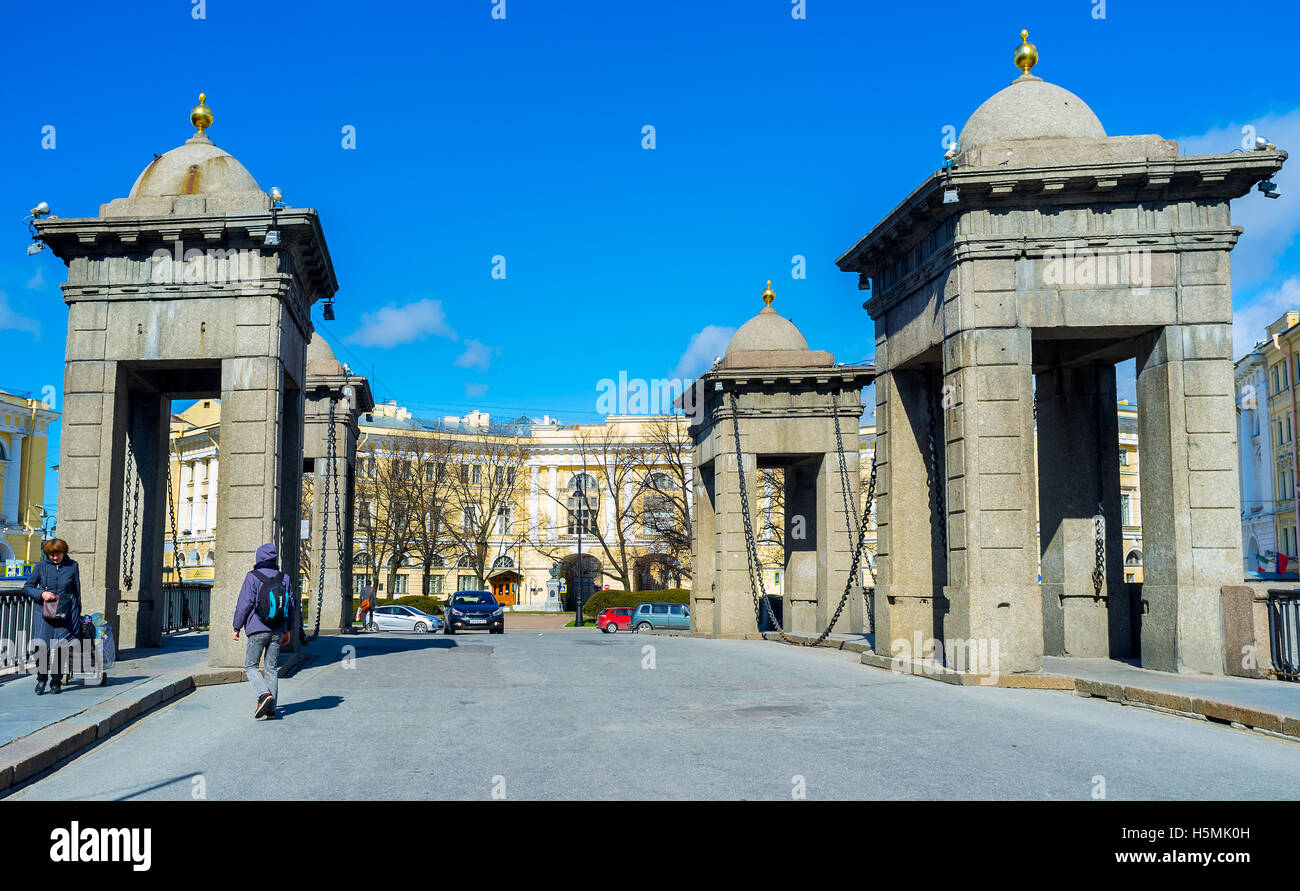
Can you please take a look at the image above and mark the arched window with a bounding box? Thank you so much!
[0,441,8,462]
[205,550,215,565]
[1125,549,1143,566]
[493,555,515,569]
[428,554,446,569]
[457,554,477,569]
[354,552,374,568]
[567,473,599,536]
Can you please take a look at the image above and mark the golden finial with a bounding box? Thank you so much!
[190,92,213,135]
[761,280,776,307]
[1014,29,1038,77]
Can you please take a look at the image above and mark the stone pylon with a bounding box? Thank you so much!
[35,95,340,667]
[303,336,373,635]
[837,31,1286,674]
[687,283,875,638]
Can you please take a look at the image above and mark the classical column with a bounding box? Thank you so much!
[3,432,24,523]
[1037,365,1127,658]
[942,327,1042,673]
[547,463,559,537]
[179,460,192,531]
[1136,323,1239,673]
[529,465,539,542]
[206,457,218,529]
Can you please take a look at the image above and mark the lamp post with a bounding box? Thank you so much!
[574,481,585,627]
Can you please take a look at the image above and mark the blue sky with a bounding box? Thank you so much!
[2,0,1299,515]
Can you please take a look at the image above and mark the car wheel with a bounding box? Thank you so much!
[414,622,428,633]
[366,622,379,632]
[637,622,653,632]
[603,623,616,634]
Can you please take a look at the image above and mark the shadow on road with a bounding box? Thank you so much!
[277,695,343,717]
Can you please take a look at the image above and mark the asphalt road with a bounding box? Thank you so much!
[9,630,1300,801]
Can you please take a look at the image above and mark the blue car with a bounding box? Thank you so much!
[444,590,505,634]
[630,602,690,632]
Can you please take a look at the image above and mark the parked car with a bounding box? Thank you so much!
[597,607,634,633]
[630,602,690,632]
[444,590,505,634]
[368,604,444,633]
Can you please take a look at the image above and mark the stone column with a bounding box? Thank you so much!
[1036,365,1127,657]
[3,433,24,523]
[942,327,1042,673]
[709,448,760,636]
[873,368,943,657]
[689,462,716,631]
[211,356,288,668]
[1135,323,1239,673]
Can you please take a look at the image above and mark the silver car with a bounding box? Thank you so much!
[368,604,444,633]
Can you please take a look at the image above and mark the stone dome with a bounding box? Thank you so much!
[307,334,338,363]
[958,76,1106,151]
[128,134,262,198]
[726,305,810,356]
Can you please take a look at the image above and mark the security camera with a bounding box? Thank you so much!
[1259,180,1282,199]
[944,144,959,163]
[269,186,283,205]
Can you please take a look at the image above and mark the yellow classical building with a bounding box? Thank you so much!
[166,399,221,581]
[0,389,59,565]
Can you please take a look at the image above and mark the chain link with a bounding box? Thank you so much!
[302,397,339,644]
[1092,393,1107,599]
[729,391,877,647]
[927,370,947,555]
[832,393,874,628]
[121,440,140,591]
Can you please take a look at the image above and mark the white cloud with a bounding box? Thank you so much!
[25,267,45,290]
[345,298,457,348]
[0,291,41,338]
[465,382,489,398]
[454,339,496,371]
[1235,276,1300,359]
[672,324,735,381]
[1176,109,1300,291]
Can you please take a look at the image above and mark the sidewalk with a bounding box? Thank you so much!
[0,631,306,794]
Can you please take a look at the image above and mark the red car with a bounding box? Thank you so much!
[597,607,634,633]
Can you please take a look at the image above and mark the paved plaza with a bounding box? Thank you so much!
[8,631,1300,801]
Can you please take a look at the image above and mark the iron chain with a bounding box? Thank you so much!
[303,397,339,644]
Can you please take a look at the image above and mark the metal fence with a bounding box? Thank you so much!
[0,590,34,674]
[161,582,210,634]
[1267,589,1300,682]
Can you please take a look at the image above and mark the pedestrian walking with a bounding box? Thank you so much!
[22,538,82,695]
[232,543,297,719]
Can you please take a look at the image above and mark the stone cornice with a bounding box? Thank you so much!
[35,208,339,307]
[837,150,1288,277]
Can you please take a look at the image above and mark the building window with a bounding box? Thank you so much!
[497,506,511,535]
[426,574,444,595]
[472,465,482,485]
[567,473,599,536]
[391,574,409,595]
[1120,494,1132,527]
[457,575,479,591]
[1118,451,1128,466]
[463,505,478,532]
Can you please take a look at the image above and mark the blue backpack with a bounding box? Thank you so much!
[252,570,291,627]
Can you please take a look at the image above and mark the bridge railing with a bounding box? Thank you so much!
[161,581,211,635]
[0,589,34,675]
[1267,589,1300,682]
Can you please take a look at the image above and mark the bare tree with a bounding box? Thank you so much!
[442,429,531,589]
[537,427,648,591]
[392,433,456,596]
[354,438,420,599]
[633,417,695,583]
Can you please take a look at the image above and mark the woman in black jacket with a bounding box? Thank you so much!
[22,538,83,695]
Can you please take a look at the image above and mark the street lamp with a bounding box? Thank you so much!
[574,481,585,627]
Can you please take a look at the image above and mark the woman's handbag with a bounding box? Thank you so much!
[42,595,72,627]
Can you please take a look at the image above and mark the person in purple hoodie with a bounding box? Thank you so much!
[232,543,297,719]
